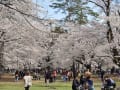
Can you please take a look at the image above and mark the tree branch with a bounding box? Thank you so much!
[0,31,5,39]
[0,2,43,21]
[88,0,106,15]
[0,2,59,36]
[101,0,108,7]
[0,38,21,43]
[0,2,52,34]
[22,14,49,33]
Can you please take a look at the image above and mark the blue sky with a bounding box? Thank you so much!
[32,0,66,20]
[32,0,100,21]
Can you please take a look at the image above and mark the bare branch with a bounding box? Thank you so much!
[0,2,53,34]
[0,2,43,21]
[89,0,106,15]
[22,14,50,34]
[0,38,21,43]
[0,31,5,39]
[101,0,108,7]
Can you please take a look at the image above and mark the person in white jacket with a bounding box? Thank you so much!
[23,71,32,90]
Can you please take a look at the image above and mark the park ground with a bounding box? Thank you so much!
[0,80,120,90]
[0,74,120,90]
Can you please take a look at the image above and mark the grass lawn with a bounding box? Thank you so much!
[0,80,120,90]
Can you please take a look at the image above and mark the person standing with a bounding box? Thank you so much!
[53,70,57,82]
[62,69,67,82]
[23,71,32,90]
[45,70,51,86]
[67,70,72,81]
[100,69,105,82]
[15,70,19,81]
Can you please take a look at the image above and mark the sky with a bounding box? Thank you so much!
[32,0,66,20]
[32,0,101,21]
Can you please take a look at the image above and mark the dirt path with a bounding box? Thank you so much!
[0,73,15,82]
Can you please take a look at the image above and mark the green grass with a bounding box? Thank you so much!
[0,80,120,90]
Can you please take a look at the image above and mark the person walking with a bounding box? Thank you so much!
[23,71,32,90]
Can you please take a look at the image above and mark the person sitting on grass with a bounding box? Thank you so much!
[72,77,80,90]
[84,75,95,90]
[102,75,116,90]
[79,74,86,90]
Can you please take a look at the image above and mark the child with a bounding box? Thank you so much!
[23,71,32,90]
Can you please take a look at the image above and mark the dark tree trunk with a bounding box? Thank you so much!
[0,42,4,72]
[118,10,120,16]
[106,20,114,43]
[112,46,120,67]
[72,61,76,79]
[0,42,4,66]
[106,0,114,43]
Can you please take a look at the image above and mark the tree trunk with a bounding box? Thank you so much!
[106,0,114,43]
[0,41,4,70]
[106,20,114,43]
[72,61,76,79]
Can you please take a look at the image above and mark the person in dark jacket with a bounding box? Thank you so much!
[103,75,116,89]
[80,75,86,86]
[45,70,51,86]
[100,70,105,82]
[79,75,86,90]
[72,77,80,90]
[84,76,95,90]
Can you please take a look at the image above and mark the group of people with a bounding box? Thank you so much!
[14,70,32,90]
[44,69,57,86]
[72,69,116,90]
[15,70,25,81]
[14,68,118,90]
[72,69,95,90]
[61,70,72,82]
